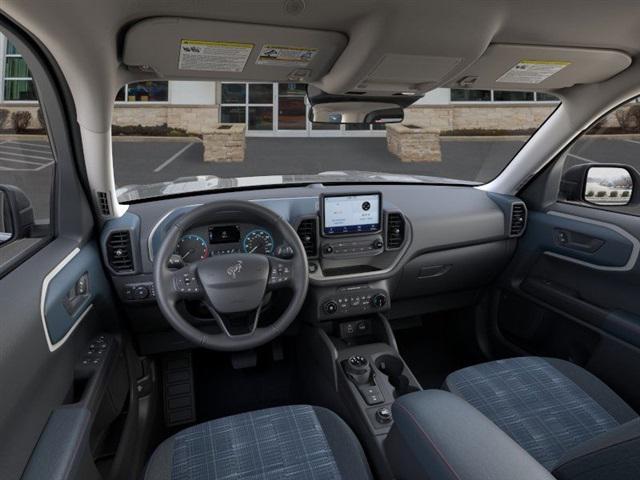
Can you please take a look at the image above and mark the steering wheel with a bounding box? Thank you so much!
[153,200,309,351]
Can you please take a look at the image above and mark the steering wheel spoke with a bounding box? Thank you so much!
[266,256,295,291]
[204,301,262,338]
[168,265,204,301]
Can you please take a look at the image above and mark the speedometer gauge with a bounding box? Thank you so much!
[176,234,209,263]
[243,229,274,255]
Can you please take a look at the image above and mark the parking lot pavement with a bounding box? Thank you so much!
[112,137,527,189]
[6,136,640,218]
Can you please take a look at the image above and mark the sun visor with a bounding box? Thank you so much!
[122,17,347,83]
[447,44,631,91]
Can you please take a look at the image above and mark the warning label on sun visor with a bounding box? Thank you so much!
[256,45,318,67]
[497,60,570,84]
[178,40,253,72]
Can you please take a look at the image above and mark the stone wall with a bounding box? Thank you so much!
[112,105,219,134]
[0,105,43,129]
[403,104,556,132]
[387,124,441,162]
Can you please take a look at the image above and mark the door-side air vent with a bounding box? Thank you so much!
[386,213,405,249]
[297,218,317,257]
[96,191,111,216]
[509,202,528,237]
[106,231,134,272]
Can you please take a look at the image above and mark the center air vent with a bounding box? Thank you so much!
[297,218,317,257]
[509,202,527,237]
[386,213,405,249]
[106,231,134,272]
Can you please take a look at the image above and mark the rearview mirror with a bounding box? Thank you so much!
[584,166,633,206]
[310,102,404,125]
[306,85,421,125]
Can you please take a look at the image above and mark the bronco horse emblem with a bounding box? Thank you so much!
[226,260,243,279]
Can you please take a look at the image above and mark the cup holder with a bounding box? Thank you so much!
[375,354,420,398]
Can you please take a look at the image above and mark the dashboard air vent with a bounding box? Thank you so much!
[297,218,317,257]
[96,191,111,216]
[509,202,527,237]
[106,231,134,272]
[386,213,405,249]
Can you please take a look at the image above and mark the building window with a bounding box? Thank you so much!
[3,41,37,101]
[451,89,491,102]
[115,81,169,102]
[220,82,274,131]
[493,90,534,102]
[450,89,557,103]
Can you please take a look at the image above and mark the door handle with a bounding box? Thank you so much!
[554,229,604,253]
[63,272,90,317]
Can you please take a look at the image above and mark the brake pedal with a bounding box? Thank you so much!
[162,352,196,427]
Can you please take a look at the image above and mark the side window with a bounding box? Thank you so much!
[559,97,640,213]
[0,34,55,266]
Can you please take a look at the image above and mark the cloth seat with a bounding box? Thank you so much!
[144,404,373,480]
[444,356,638,472]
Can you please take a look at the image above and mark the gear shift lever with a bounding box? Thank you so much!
[344,355,372,384]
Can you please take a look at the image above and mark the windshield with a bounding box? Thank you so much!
[112,82,559,202]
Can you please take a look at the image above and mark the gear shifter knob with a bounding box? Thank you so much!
[344,355,371,384]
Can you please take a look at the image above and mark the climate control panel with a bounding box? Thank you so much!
[320,235,384,258]
[319,285,389,320]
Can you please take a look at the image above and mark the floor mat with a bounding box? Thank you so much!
[191,340,303,423]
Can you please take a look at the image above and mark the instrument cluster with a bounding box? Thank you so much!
[173,224,278,264]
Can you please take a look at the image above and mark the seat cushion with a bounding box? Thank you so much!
[144,405,373,480]
[444,357,637,470]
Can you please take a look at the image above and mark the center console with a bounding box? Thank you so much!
[300,313,422,480]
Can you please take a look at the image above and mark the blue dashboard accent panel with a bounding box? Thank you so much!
[43,242,109,346]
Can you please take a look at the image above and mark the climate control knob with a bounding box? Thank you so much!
[371,294,387,309]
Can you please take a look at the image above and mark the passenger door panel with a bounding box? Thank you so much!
[496,202,640,411]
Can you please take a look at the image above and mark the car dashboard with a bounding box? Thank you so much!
[100,183,526,354]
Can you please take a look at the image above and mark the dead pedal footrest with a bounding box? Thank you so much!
[162,352,196,427]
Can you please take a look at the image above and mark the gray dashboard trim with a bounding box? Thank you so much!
[545,210,639,272]
[145,199,412,285]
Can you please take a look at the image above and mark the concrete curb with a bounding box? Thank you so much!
[111,135,202,143]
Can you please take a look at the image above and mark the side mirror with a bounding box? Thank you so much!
[0,185,34,245]
[584,166,633,206]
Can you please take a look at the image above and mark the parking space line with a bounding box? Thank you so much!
[6,140,51,150]
[0,145,53,156]
[567,153,597,163]
[0,150,52,161]
[33,161,54,171]
[0,156,46,166]
[153,142,195,172]
[623,138,640,145]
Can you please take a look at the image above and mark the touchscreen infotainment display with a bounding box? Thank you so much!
[322,193,381,235]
